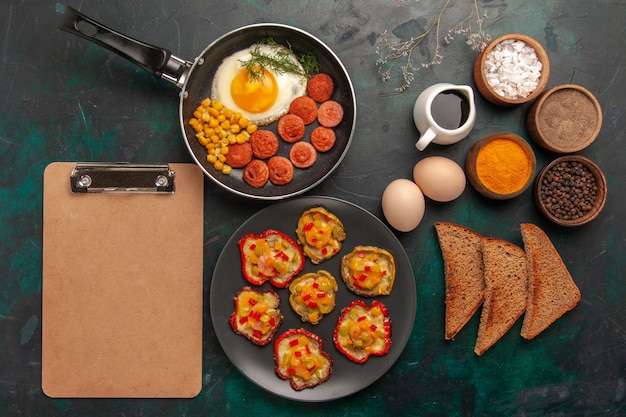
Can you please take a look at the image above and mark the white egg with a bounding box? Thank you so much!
[382,179,426,232]
[211,44,307,126]
[413,156,466,202]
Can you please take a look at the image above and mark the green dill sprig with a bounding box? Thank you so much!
[239,38,319,81]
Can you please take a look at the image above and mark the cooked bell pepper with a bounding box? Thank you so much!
[229,287,283,346]
[238,229,305,288]
[295,207,346,264]
[274,328,333,390]
[288,270,338,325]
[333,300,391,363]
[340,246,396,296]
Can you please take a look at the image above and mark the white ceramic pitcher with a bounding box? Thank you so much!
[413,83,476,151]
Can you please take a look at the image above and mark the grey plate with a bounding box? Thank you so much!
[210,196,417,401]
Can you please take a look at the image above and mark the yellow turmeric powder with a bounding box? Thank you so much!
[475,138,532,194]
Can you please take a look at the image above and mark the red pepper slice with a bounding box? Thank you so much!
[307,301,318,309]
[303,222,314,231]
[289,338,300,347]
[274,250,289,262]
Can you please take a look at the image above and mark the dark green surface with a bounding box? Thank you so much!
[1,0,624,415]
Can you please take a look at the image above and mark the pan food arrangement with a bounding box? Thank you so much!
[59,6,356,200]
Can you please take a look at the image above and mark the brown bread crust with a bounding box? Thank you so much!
[519,223,581,339]
[434,222,485,340]
[474,238,528,355]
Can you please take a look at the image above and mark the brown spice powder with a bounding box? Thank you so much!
[537,89,599,150]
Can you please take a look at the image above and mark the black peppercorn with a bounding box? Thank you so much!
[539,160,597,220]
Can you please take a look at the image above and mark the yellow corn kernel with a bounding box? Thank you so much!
[204,127,215,137]
[220,120,230,130]
[221,164,232,175]
[239,117,249,128]
[211,99,223,111]
[206,143,216,152]
[207,154,217,164]
[229,123,240,134]
[208,118,219,128]
[246,124,257,134]
[218,130,227,139]
[201,98,211,108]
[211,135,220,144]
[213,160,224,171]
[217,114,226,123]
[227,134,237,144]
[220,146,229,155]
[219,137,229,147]
[208,107,220,117]
[236,133,247,144]
[193,110,202,119]
[218,154,227,163]
[222,107,233,118]
[190,121,203,133]
[197,135,209,147]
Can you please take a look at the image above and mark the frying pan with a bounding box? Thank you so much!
[58,6,356,200]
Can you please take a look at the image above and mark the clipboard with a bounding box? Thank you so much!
[42,162,204,398]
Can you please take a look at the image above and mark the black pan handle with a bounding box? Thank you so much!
[58,6,189,86]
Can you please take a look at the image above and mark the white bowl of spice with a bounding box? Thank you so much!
[474,34,550,106]
[527,84,602,153]
[465,131,536,200]
[534,155,607,227]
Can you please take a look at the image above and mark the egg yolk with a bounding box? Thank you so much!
[230,67,278,114]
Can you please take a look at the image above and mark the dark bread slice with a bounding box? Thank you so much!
[434,222,485,340]
[474,238,528,355]
[519,223,581,339]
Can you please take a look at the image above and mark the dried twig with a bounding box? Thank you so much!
[376,0,491,92]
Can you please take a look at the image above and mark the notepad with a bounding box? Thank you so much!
[41,162,204,398]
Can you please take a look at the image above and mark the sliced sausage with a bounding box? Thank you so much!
[289,141,317,168]
[268,156,294,185]
[249,130,279,159]
[288,96,318,125]
[243,159,269,188]
[277,114,305,143]
[317,100,344,128]
[225,142,253,168]
[310,126,336,152]
[307,73,334,103]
